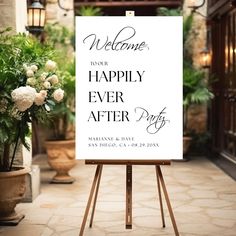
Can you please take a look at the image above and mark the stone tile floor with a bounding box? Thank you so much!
[0,156,236,236]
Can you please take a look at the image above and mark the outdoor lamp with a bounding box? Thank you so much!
[26,0,46,35]
[200,48,211,68]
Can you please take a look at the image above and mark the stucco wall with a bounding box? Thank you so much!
[0,0,27,33]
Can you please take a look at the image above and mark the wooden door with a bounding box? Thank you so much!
[210,9,236,162]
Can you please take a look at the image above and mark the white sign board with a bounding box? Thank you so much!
[76,16,183,160]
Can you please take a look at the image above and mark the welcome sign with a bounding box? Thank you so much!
[76,17,183,160]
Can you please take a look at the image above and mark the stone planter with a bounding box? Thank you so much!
[183,136,192,155]
[45,139,76,183]
[0,167,29,225]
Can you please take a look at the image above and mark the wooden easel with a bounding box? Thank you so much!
[79,160,179,236]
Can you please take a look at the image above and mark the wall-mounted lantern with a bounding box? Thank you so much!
[200,48,211,68]
[26,0,46,35]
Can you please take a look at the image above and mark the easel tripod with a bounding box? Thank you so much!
[79,160,179,236]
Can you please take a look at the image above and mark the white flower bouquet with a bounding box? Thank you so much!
[10,60,64,114]
[0,28,72,171]
[0,59,64,171]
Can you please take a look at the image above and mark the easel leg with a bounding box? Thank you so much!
[156,166,179,236]
[155,165,165,228]
[89,165,103,227]
[126,164,132,229]
[79,165,102,236]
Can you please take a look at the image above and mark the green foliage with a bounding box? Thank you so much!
[43,24,75,140]
[183,13,213,108]
[0,28,57,171]
[183,14,195,65]
[76,6,103,16]
[183,64,214,107]
[183,14,214,133]
[48,69,75,140]
[44,23,73,48]
[156,7,182,16]
[183,14,193,45]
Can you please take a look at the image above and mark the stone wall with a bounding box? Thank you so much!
[183,0,208,133]
[46,0,74,29]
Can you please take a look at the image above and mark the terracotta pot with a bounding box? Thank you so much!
[0,167,28,225]
[45,139,76,183]
[183,136,192,155]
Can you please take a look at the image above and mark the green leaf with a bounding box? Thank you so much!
[47,100,56,106]
[0,127,10,143]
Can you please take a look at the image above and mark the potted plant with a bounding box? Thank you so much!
[44,61,76,184]
[0,28,64,224]
[183,14,214,155]
[43,24,76,184]
[183,64,214,154]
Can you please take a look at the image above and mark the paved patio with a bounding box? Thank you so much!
[0,156,236,236]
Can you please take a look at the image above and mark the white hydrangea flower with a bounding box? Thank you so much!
[40,72,48,81]
[39,90,47,98]
[34,92,45,106]
[53,88,64,102]
[30,64,38,72]
[11,86,36,112]
[43,81,51,89]
[46,76,52,81]
[45,60,57,71]
[27,77,36,86]
[23,63,29,71]
[50,74,59,85]
[26,69,34,78]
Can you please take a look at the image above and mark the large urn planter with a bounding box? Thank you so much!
[183,136,192,155]
[0,167,29,226]
[45,139,76,184]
